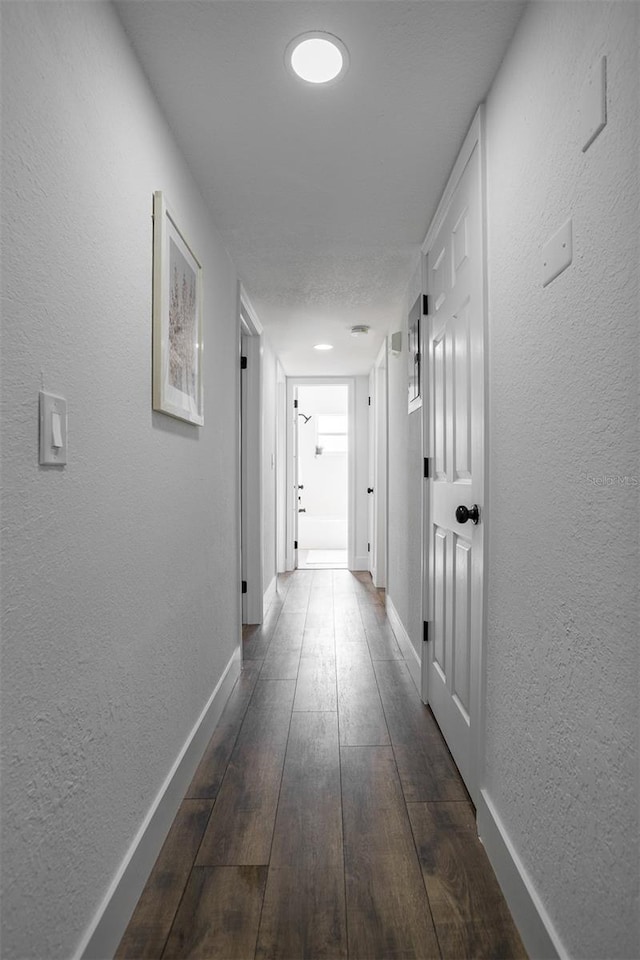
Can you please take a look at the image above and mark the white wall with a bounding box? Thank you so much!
[484,3,639,957]
[387,261,423,658]
[1,4,240,958]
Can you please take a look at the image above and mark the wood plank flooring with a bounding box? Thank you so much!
[116,570,527,960]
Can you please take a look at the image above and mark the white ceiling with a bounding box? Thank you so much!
[115,0,525,375]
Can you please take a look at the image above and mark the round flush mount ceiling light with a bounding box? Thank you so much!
[314,343,334,351]
[350,325,370,337]
[285,32,349,85]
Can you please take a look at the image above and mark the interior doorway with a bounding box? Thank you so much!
[295,383,349,570]
[239,291,263,625]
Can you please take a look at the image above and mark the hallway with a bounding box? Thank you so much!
[117,570,525,959]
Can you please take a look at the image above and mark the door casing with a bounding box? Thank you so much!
[239,288,264,625]
[369,342,388,588]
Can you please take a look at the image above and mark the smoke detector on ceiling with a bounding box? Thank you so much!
[350,325,370,337]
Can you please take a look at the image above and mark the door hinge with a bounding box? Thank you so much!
[423,293,430,315]
[294,540,298,550]
[368,396,371,406]
[242,580,247,594]
[367,542,370,552]
[423,621,430,643]
[241,355,247,370]
[294,398,298,409]
[424,457,431,479]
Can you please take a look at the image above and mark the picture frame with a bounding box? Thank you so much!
[407,293,422,413]
[152,191,204,425]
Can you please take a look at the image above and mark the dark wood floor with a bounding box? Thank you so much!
[116,570,527,960]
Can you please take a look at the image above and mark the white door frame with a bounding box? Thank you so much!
[420,106,488,800]
[367,367,375,579]
[240,286,264,624]
[286,377,355,570]
[371,342,388,588]
[275,362,287,573]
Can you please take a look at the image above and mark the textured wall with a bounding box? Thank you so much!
[1,4,240,958]
[387,261,423,656]
[484,3,639,956]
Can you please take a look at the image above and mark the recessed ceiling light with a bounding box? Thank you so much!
[285,32,349,85]
[314,343,334,351]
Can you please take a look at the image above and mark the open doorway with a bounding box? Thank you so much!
[239,291,263,626]
[296,383,349,569]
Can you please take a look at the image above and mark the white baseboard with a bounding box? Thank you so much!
[385,594,422,696]
[263,575,277,608]
[75,646,242,960]
[477,789,567,960]
[352,555,370,571]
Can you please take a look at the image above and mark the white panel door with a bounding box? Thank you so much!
[426,135,485,804]
[368,369,375,576]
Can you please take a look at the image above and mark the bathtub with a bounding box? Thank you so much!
[298,514,347,549]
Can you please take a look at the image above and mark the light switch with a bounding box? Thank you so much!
[51,412,63,448]
[581,56,607,152]
[542,218,573,287]
[39,391,67,465]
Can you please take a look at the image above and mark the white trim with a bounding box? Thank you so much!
[276,365,287,573]
[372,342,388,589]
[239,284,263,337]
[478,101,491,810]
[367,367,375,580]
[420,258,430,705]
[263,574,277,608]
[236,282,243,652]
[422,109,483,255]
[386,594,421,695]
[240,294,264,624]
[76,648,241,960]
[285,379,297,572]
[347,381,356,571]
[477,790,567,960]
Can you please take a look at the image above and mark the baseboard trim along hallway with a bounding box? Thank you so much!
[477,789,567,960]
[75,646,242,960]
[385,593,422,697]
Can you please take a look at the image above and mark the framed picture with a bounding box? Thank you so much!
[152,191,204,425]
[407,293,422,413]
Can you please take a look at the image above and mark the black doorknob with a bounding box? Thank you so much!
[367,487,374,494]
[456,504,480,525]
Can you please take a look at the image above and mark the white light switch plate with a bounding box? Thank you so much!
[581,56,607,152]
[39,391,67,465]
[542,218,573,287]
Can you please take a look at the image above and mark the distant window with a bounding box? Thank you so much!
[316,414,348,454]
